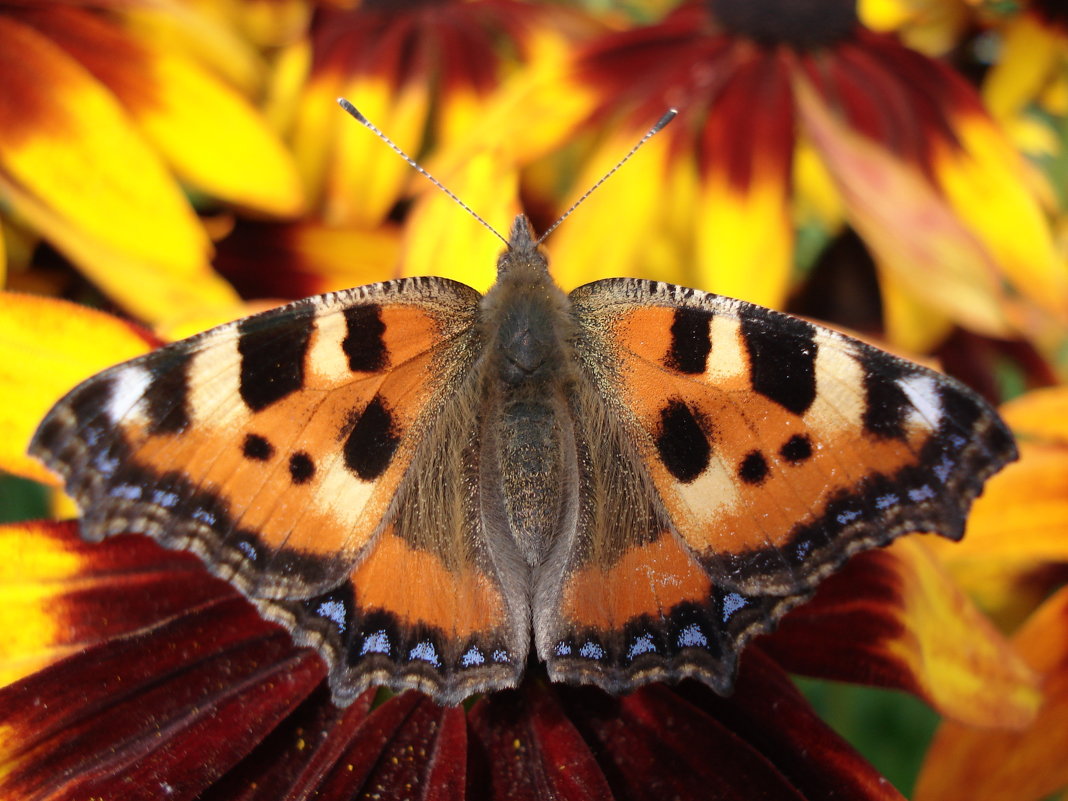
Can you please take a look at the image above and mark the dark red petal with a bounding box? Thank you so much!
[699,50,794,188]
[312,691,467,800]
[558,682,809,801]
[0,597,323,800]
[671,649,903,800]
[199,685,376,801]
[468,682,614,801]
[550,649,903,800]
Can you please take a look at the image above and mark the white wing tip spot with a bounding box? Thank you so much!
[897,374,944,430]
[105,366,153,424]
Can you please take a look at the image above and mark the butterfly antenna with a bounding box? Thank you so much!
[535,108,678,246]
[337,98,509,247]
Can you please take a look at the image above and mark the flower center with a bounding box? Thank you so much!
[708,0,858,49]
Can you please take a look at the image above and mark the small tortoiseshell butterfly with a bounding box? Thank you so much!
[30,107,1016,707]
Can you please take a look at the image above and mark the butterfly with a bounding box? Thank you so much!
[29,210,1016,706]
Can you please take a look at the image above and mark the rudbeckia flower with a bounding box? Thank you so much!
[213,0,598,301]
[275,0,596,228]
[543,0,1066,355]
[0,2,304,325]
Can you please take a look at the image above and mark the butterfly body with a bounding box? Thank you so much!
[32,214,1016,706]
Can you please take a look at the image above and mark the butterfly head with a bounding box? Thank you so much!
[496,215,548,278]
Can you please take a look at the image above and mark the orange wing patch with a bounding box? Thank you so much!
[560,531,712,631]
[351,526,507,638]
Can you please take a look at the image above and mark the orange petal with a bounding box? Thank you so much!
[0,15,238,324]
[765,539,1040,728]
[914,586,1068,801]
[0,293,156,484]
[927,388,1068,620]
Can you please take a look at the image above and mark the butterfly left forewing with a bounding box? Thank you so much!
[540,277,1016,693]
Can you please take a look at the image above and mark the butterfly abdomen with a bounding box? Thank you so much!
[478,235,580,570]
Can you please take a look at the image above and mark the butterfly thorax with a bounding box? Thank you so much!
[478,216,578,569]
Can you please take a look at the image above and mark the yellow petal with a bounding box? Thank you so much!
[883,539,1040,728]
[122,1,269,97]
[0,520,85,688]
[0,293,155,484]
[982,13,1062,123]
[695,164,793,309]
[931,108,1068,331]
[403,150,521,291]
[307,75,431,227]
[878,264,956,352]
[132,50,305,217]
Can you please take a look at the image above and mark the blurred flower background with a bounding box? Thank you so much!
[1,0,1067,799]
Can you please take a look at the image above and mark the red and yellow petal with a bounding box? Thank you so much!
[214,219,403,300]
[914,586,1068,801]
[763,539,1041,729]
[694,51,794,308]
[0,520,217,688]
[0,14,238,324]
[15,6,304,217]
[794,74,1034,342]
[0,293,157,484]
[0,535,323,799]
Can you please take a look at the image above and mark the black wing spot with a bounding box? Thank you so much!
[779,433,812,464]
[741,313,817,415]
[143,351,192,434]
[238,305,315,411]
[738,450,769,485]
[242,433,274,461]
[860,352,910,440]
[656,400,711,483]
[344,396,402,481]
[289,451,315,484]
[667,308,712,374]
[343,305,388,372]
